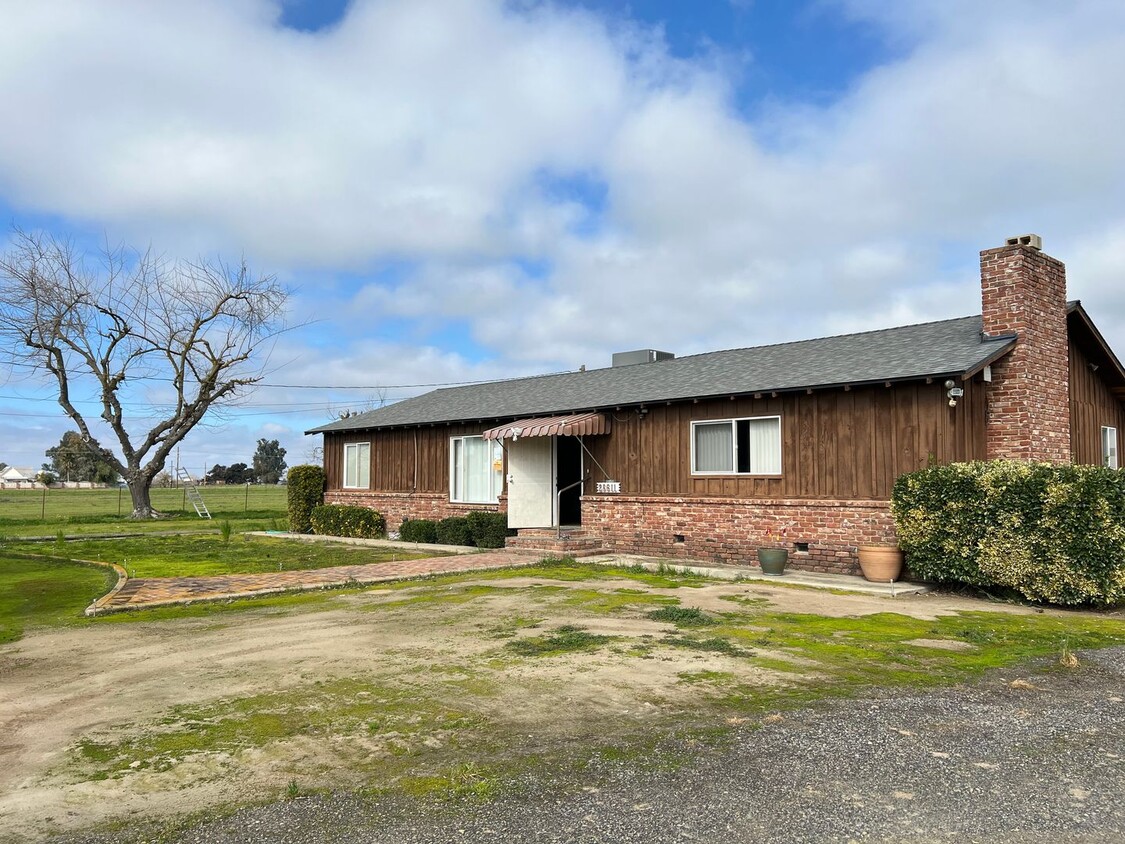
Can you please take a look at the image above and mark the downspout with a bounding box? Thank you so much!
[413,428,418,493]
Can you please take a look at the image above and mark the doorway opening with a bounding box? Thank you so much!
[556,436,583,526]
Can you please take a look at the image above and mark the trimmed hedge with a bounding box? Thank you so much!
[892,460,1125,606]
[286,465,325,534]
[435,516,473,547]
[400,518,438,544]
[467,511,512,549]
[310,504,386,539]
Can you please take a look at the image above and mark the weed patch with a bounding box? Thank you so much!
[505,625,614,657]
[647,606,719,628]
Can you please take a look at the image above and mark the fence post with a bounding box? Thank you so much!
[41,485,47,521]
[245,482,250,512]
[118,486,122,516]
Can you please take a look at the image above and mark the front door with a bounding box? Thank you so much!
[506,437,554,528]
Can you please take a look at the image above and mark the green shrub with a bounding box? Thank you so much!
[466,511,511,549]
[435,516,473,547]
[286,465,325,534]
[892,461,1125,606]
[399,518,438,544]
[310,504,386,539]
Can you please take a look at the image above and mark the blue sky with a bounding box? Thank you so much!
[1,0,1124,475]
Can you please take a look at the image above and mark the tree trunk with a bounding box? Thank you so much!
[127,478,163,519]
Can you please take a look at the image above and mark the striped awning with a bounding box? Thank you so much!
[482,412,610,440]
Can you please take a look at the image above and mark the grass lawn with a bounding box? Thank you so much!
[0,485,288,538]
[0,554,116,644]
[7,534,447,579]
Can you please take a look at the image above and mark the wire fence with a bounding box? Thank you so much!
[0,484,288,524]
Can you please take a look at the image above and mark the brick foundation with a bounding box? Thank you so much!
[580,495,896,575]
[325,491,503,532]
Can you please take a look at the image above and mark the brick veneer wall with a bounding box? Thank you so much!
[980,241,1071,462]
[325,490,504,532]
[581,494,896,575]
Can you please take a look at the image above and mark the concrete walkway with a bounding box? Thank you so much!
[592,554,931,597]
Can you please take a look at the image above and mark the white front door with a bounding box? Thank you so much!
[506,437,555,528]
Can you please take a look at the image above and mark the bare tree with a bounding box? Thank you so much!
[0,229,288,517]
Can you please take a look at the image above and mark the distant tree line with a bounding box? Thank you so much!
[206,439,287,485]
[43,434,287,486]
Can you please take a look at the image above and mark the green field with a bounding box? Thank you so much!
[0,485,288,537]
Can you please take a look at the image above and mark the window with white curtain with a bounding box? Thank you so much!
[343,442,370,489]
[691,417,782,475]
[1103,426,1119,469]
[450,436,504,503]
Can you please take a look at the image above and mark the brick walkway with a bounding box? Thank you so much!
[87,549,543,615]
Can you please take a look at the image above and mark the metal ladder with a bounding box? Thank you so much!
[177,467,212,519]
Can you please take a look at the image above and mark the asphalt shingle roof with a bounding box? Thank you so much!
[307,314,1014,434]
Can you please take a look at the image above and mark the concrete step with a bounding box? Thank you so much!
[505,533,607,557]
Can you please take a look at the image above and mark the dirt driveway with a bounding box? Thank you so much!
[0,565,1117,842]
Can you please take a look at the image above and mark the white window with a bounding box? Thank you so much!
[450,436,504,503]
[343,442,370,489]
[1102,426,1119,469]
[692,416,782,475]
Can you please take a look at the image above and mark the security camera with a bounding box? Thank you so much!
[944,380,956,389]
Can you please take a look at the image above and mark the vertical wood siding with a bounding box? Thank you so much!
[323,422,502,493]
[1069,342,1125,465]
[319,380,989,502]
[583,381,987,501]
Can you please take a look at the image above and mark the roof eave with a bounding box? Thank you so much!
[306,367,1004,435]
[1068,301,1125,389]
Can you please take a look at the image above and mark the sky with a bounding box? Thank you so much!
[1,0,1124,477]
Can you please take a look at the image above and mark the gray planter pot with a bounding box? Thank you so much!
[757,547,789,575]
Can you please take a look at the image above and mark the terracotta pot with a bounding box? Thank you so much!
[757,547,789,575]
[856,544,904,582]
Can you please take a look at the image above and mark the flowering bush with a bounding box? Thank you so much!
[892,460,1125,606]
[310,504,386,539]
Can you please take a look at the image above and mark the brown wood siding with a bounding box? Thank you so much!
[1069,342,1125,465]
[320,379,989,501]
[583,381,987,500]
[323,423,505,493]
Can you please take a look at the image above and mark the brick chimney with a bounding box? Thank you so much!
[980,234,1070,462]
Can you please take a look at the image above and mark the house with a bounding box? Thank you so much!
[0,466,41,488]
[306,236,1125,574]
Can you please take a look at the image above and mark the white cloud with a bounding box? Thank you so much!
[1,0,1124,463]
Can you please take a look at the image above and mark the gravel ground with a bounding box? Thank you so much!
[56,647,1125,844]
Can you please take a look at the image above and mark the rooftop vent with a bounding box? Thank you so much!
[1006,234,1042,250]
[612,349,675,367]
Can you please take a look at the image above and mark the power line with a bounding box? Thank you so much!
[3,360,571,390]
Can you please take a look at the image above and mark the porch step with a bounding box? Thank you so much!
[505,530,607,557]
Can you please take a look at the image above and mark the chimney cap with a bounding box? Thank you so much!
[1005,233,1042,251]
